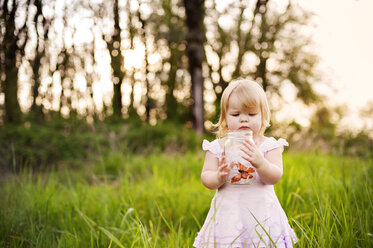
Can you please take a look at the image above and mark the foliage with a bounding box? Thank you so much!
[334,131,373,158]
[284,104,373,159]
[0,152,372,247]
[0,0,323,130]
[115,121,206,154]
[0,117,106,171]
[0,118,208,171]
[204,0,321,122]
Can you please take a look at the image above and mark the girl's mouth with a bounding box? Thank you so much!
[239,126,249,130]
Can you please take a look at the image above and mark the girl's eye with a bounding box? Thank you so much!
[232,113,239,117]
[249,113,258,116]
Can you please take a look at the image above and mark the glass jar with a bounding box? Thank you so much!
[224,130,256,184]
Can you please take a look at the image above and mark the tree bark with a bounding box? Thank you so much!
[1,0,29,124]
[183,0,205,134]
[106,0,124,118]
[254,0,269,91]
[30,0,49,123]
[165,53,178,120]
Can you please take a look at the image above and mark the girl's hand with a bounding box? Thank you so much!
[240,138,265,169]
[217,152,231,183]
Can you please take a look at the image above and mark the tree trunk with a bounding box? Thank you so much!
[107,0,124,118]
[31,52,44,123]
[165,54,178,120]
[3,65,21,124]
[1,0,28,124]
[126,0,137,118]
[254,0,269,91]
[183,0,205,134]
[30,0,48,123]
[160,0,183,122]
[138,10,151,122]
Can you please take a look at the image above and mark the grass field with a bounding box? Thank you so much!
[1,151,372,247]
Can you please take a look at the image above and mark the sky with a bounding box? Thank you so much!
[302,0,373,109]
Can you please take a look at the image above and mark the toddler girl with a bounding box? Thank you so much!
[193,79,298,248]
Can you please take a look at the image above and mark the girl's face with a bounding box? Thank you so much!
[226,91,262,137]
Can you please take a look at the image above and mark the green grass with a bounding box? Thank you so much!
[1,151,372,247]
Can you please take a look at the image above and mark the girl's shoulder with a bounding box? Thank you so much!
[202,138,224,158]
[260,136,289,153]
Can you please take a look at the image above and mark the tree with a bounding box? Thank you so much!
[48,3,79,118]
[29,0,50,123]
[150,0,187,122]
[137,2,152,122]
[0,0,30,124]
[0,0,322,128]
[97,0,141,120]
[183,0,205,134]
[105,0,125,118]
[204,0,320,120]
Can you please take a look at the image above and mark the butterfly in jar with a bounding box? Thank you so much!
[231,163,255,183]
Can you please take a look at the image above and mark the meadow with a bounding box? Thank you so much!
[1,150,373,247]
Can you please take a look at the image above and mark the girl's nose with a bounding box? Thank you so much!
[240,114,249,122]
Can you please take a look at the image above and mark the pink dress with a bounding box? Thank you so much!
[193,137,298,248]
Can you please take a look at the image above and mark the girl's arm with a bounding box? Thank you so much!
[240,140,283,185]
[201,151,230,190]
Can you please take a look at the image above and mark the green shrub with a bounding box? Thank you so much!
[0,119,106,170]
[0,119,208,171]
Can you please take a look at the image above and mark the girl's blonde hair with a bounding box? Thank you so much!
[214,79,270,138]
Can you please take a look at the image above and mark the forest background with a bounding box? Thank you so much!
[1,0,373,247]
[1,0,372,168]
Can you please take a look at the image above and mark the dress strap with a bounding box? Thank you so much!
[202,139,223,159]
[260,137,289,154]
